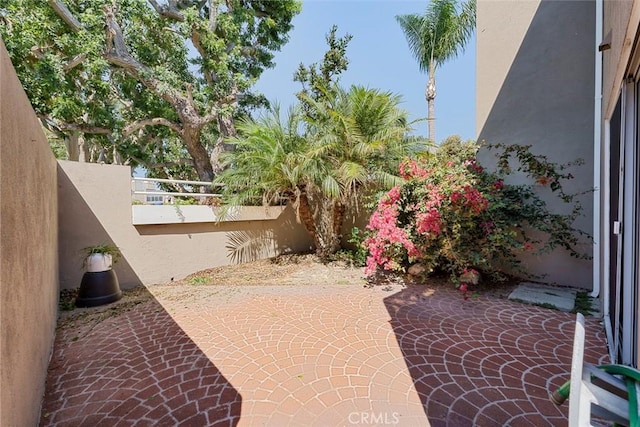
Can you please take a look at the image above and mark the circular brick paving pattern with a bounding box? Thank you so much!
[41,282,608,426]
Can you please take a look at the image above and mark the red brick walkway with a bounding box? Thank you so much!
[40,282,608,426]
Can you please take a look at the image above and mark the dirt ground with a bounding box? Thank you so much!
[178,253,367,287]
[57,253,517,331]
[57,254,363,329]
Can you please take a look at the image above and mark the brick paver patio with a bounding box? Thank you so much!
[40,281,608,426]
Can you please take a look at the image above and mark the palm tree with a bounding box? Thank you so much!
[303,85,427,253]
[215,105,329,250]
[217,88,426,257]
[396,0,476,144]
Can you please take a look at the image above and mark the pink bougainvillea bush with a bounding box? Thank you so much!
[363,138,590,287]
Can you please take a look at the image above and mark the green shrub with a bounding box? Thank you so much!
[334,227,369,267]
[364,139,590,283]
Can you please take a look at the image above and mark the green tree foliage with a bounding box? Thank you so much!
[301,85,428,254]
[0,0,301,181]
[293,24,352,118]
[396,0,475,144]
[0,1,117,162]
[217,27,427,257]
[215,105,328,249]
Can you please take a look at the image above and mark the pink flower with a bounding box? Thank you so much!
[464,159,484,174]
[451,186,488,215]
[493,180,504,190]
[387,186,401,204]
[399,160,429,180]
[450,191,464,205]
[416,209,442,235]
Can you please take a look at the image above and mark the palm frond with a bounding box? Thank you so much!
[396,0,476,73]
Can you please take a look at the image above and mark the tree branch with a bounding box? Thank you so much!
[39,115,112,135]
[104,6,146,70]
[128,154,194,169]
[147,0,185,21]
[209,0,218,31]
[190,28,215,86]
[48,0,83,32]
[185,83,194,105]
[123,118,183,137]
[104,5,218,130]
[60,124,112,134]
[63,53,87,71]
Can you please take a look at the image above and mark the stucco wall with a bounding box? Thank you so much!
[602,0,635,120]
[58,160,314,289]
[0,39,59,426]
[476,0,595,288]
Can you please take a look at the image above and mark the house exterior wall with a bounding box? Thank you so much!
[476,0,595,288]
[599,0,640,366]
[58,160,314,289]
[602,0,635,120]
[0,39,59,426]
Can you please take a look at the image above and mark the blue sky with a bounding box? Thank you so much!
[253,0,476,143]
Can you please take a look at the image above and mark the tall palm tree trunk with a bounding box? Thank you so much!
[426,66,436,144]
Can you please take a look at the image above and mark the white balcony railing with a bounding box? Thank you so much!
[131,177,222,205]
[130,177,285,225]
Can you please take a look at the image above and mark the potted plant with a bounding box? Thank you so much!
[82,243,121,272]
[75,243,123,308]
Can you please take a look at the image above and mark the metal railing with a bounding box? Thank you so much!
[131,177,223,204]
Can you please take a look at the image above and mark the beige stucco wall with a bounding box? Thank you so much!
[58,160,314,289]
[602,0,636,120]
[476,0,595,288]
[0,39,59,426]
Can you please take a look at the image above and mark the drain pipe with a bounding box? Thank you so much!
[593,0,614,362]
[591,0,603,299]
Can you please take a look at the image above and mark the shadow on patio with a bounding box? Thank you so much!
[383,284,609,426]
[39,287,241,426]
[41,271,610,426]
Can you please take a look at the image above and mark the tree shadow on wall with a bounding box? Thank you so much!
[225,206,313,264]
[226,229,276,264]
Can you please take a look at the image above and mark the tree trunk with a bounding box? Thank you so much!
[297,191,325,253]
[211,112,236,174]
[183,127,214,182]
[66,131,80,161]
[328,200,346,254]
[78,133,90,162]
[112,144,122,165]
[426,65,436,144]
